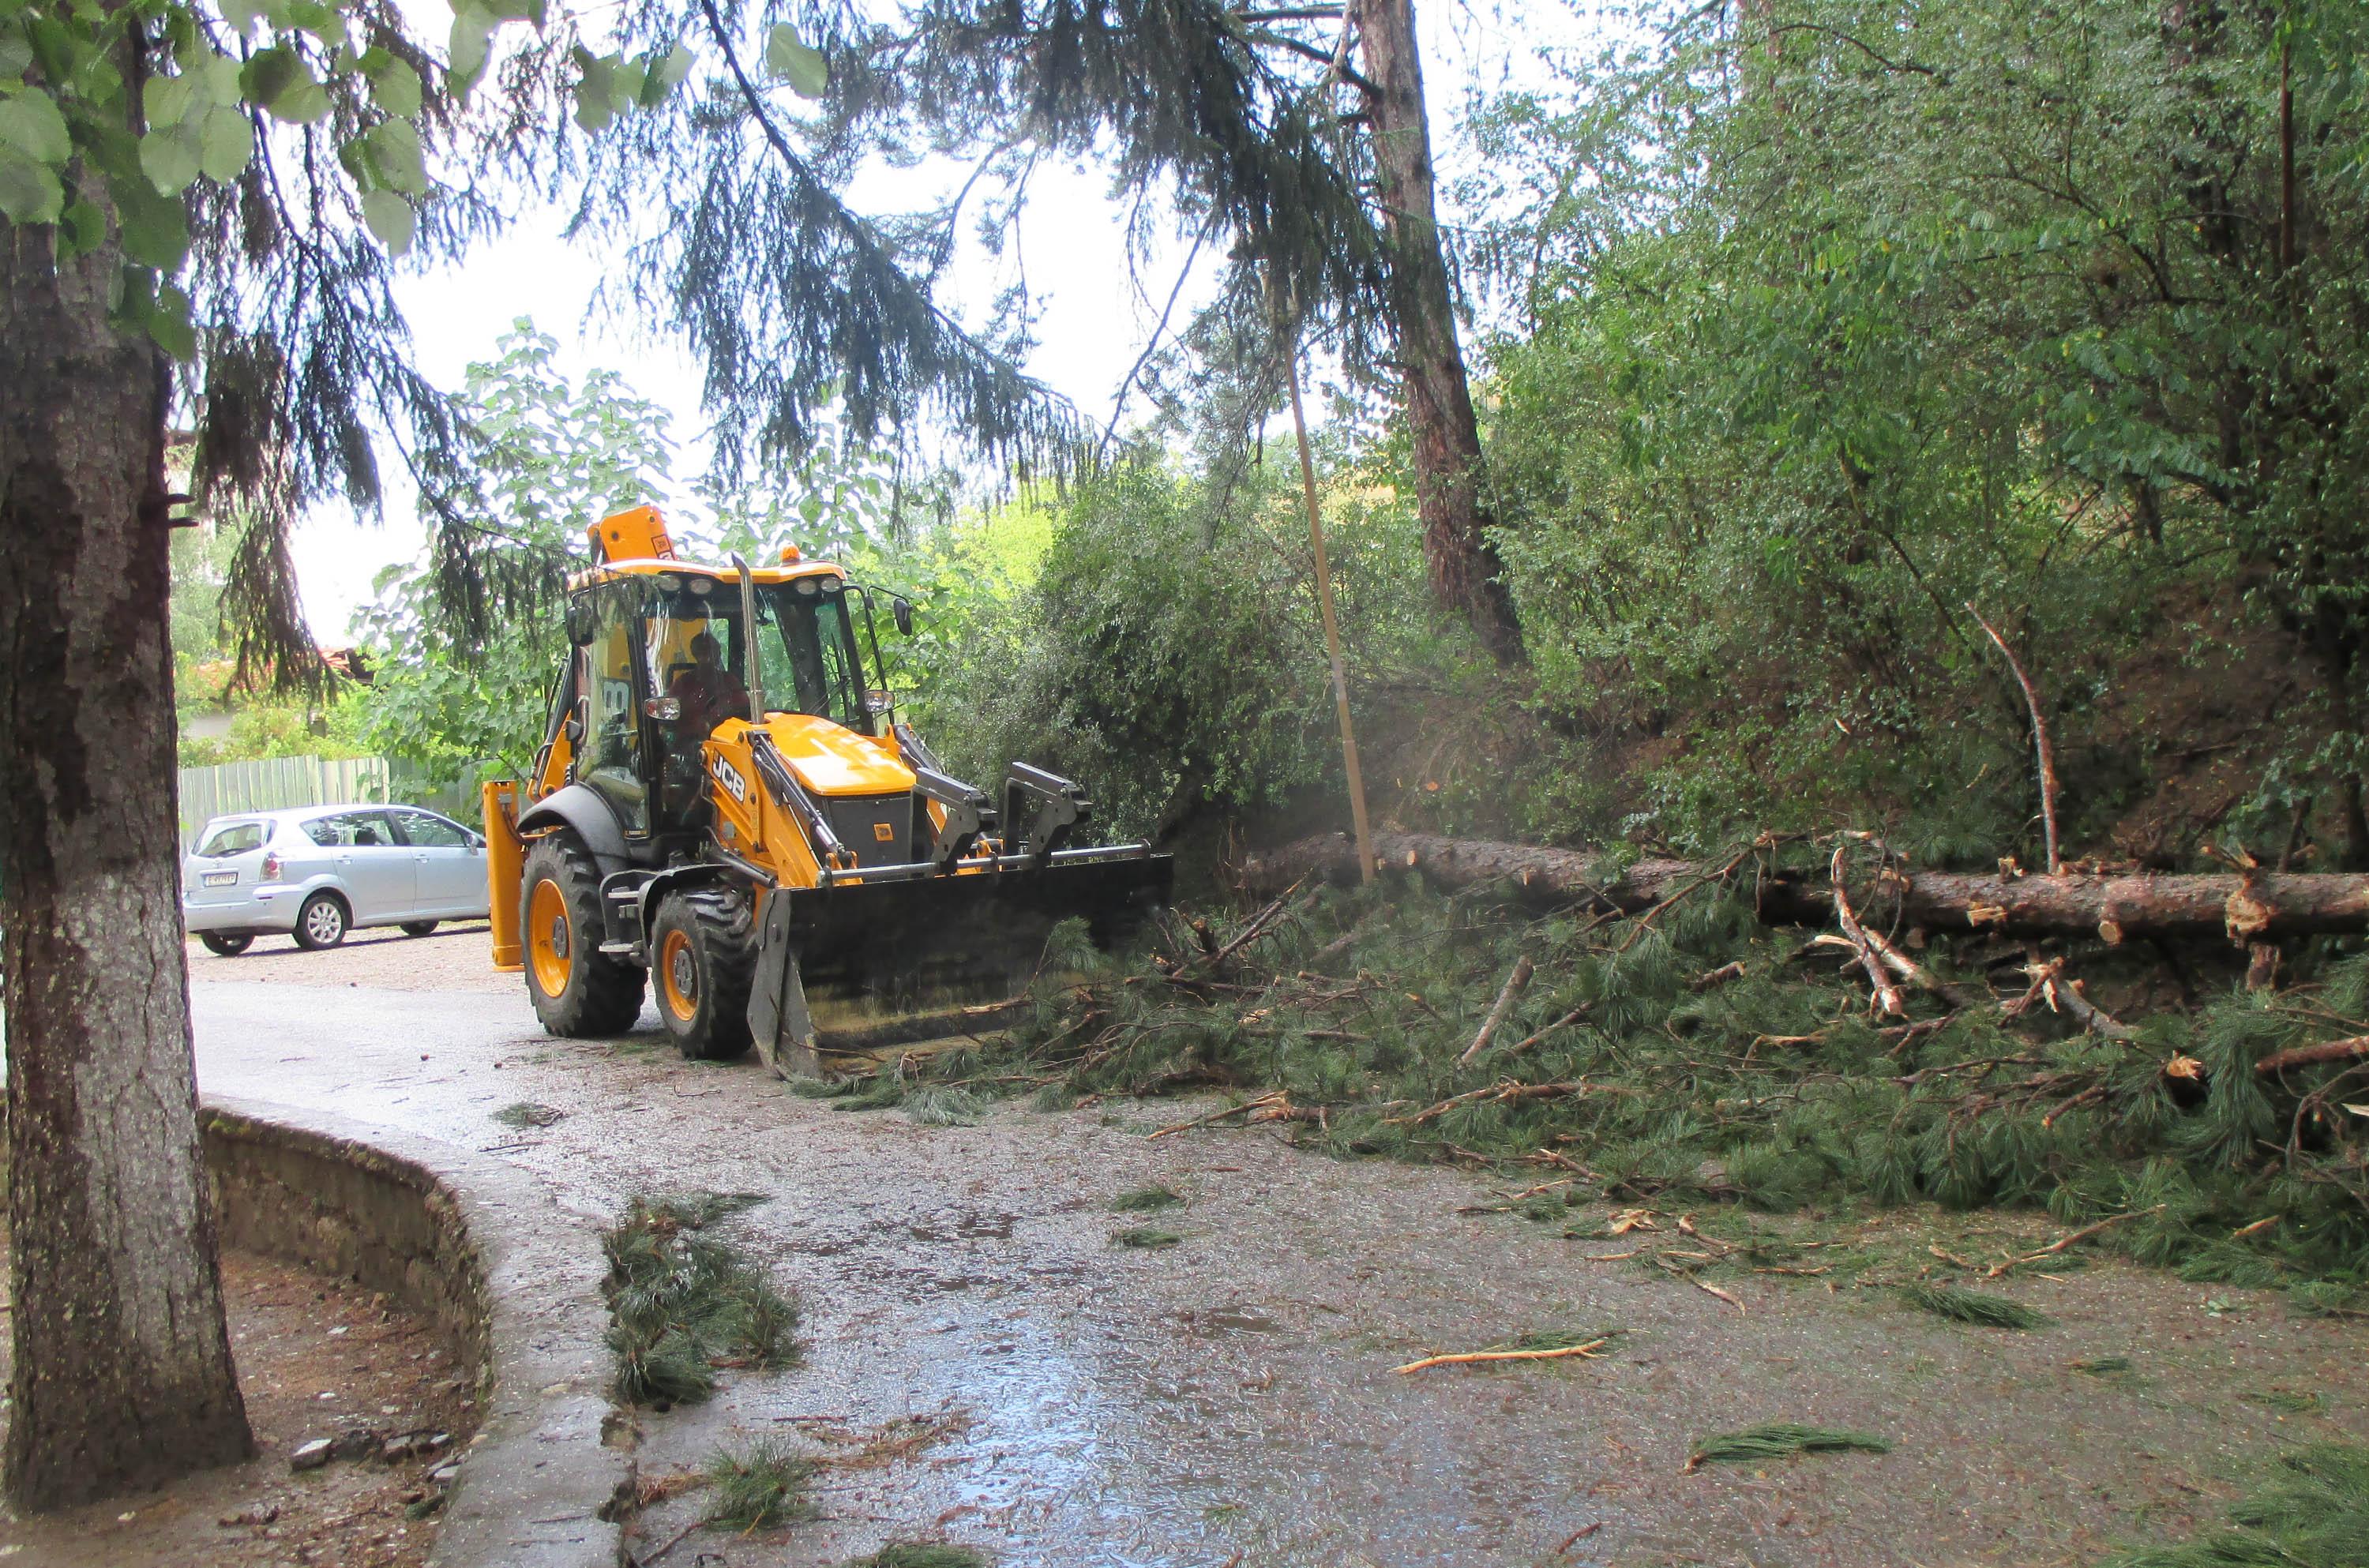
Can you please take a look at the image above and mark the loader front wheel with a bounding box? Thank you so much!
[520,833,645,1037]
[650,886,756,1061]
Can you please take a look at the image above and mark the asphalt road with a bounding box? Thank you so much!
[191,977,2369,1567]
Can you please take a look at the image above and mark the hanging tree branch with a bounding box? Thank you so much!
[682,0,1079,467]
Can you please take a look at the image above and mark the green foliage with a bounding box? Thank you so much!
[914,454,1447,837]
[1111,1227,1182,1249]
[700,1439,815,1532]
[900,1086,986,1127]
[177,691,373,767]
[2096,1446,2369,1567]
[1109,1185,1183,1214]
[354,322,674,786]
[1899,1284,2051,1332]
[1687,1424,1890,1469]
[838,1547,989,1568]
[601,1193,799,1407]
[1474,0,2369,860]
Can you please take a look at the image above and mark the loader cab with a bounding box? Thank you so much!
[558,565,884,846]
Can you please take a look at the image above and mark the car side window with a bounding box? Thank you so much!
[310,811,396,847]
[392,809,469,849]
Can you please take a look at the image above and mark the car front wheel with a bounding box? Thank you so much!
[293,892,349,951]
[400,921,438,937]
[199,932,254,957]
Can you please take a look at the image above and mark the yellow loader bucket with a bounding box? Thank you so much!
[746,849,1172,1077]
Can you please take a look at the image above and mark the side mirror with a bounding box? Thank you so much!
[469,831,486,850]
[892,598,914,637]
[565,598,599,646]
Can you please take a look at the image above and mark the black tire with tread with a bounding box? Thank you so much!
[292,891,348,951]
[520,833,645,1037]
[650,884,757,1060]
[400,920,438,937]
[199,932,253,957]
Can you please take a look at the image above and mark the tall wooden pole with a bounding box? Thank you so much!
[1283,338,1376,884]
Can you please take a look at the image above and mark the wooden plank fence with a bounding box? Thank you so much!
[176,756,486,846]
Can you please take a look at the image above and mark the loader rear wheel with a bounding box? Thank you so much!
[520,833,645,1037]
[650,886,756,1061]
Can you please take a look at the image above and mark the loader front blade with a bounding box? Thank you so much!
[745,850,1172,1075]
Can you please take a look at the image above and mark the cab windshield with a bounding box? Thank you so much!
[640,576,873,735]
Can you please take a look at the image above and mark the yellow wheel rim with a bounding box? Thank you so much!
[527,878,573,998]
[659,927,699,1023]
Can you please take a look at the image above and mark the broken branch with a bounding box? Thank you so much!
[1392,1336,1615,1374]
[1968,602,2062,875]
[2254,1034,2369,1075]
[1456,955,1535,1066]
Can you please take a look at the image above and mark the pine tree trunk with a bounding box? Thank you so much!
[1246,829,2369,941]
[0,216,254,1506]
[1354,0,1525,667]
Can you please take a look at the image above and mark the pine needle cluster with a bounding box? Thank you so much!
[2095,1444,2369,1566]
[603,1194,802,1406]
[1899,1284,2052,1331]
[838,1547,991,1568]
[1686,1423,1891,1469]
[701,1439,816,1532]
[901,874,2369,1300]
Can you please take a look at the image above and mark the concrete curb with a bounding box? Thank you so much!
[201,1096,627,1568]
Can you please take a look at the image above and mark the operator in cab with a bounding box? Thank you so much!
[670,631,749,739]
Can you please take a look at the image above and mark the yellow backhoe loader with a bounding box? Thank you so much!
[482,505,1171,1075]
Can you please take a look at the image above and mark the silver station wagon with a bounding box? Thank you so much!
[181,804,491,955]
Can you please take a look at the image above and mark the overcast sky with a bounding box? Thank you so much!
[289,0,1590,640]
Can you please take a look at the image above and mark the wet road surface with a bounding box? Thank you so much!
[192,979,2369,1566]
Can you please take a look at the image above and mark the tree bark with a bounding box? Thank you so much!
[1244,830,2369,943]
[1353,0,1525,666]
[1,209,254,1502]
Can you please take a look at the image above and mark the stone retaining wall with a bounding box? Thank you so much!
[200,1097,627,1567]
[0,1096,625,1566]
[201,1104,491,1389]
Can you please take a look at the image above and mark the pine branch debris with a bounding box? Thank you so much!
[1899,1283,2052,1331]
[837,1547,991,1568]
[701,1438,815,1532]
[2092,1444,2369,1567]
[856,835,2369,1307]
[602,1194,802,1406]
[1685,1423,1892,1472]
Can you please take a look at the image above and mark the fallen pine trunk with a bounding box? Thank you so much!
[1241,831,2369,943]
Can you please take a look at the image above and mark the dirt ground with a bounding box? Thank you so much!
[188,980,2369,1568]
[0,1247,479,1567]
[188,921,514,992]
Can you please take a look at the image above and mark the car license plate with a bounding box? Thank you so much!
[202,870,238,887]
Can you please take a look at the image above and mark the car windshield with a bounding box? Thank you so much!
[196,820,266,857]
